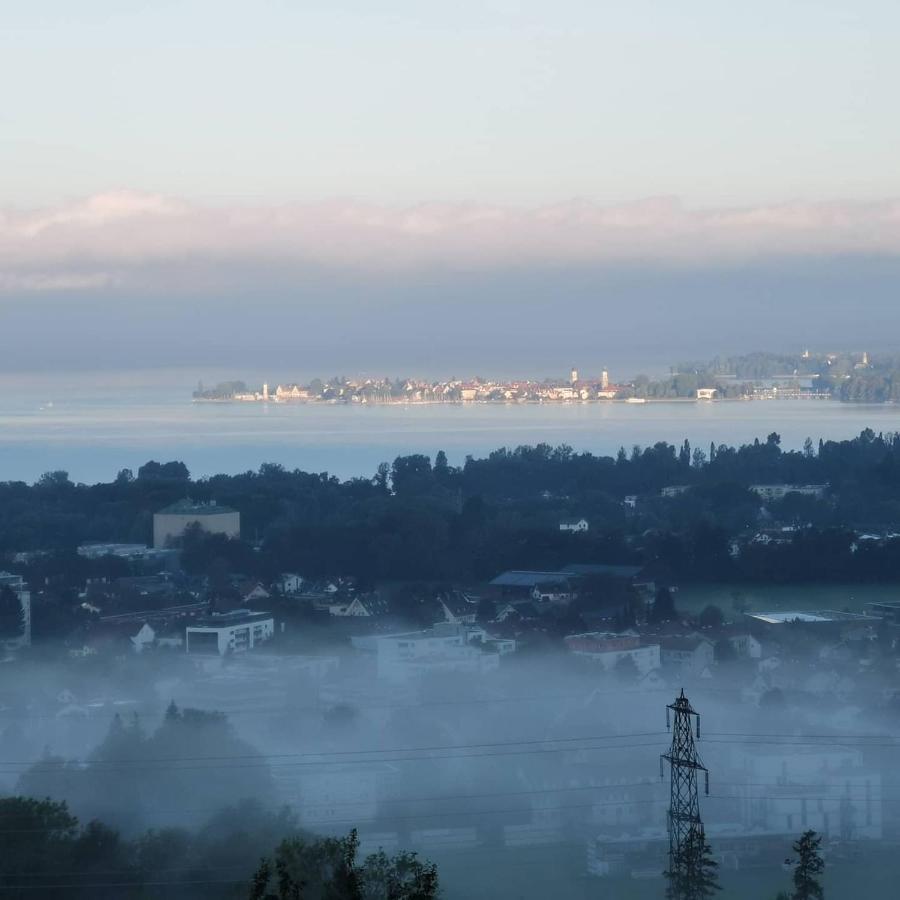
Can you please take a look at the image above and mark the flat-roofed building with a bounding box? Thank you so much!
[153,499,240,549]
[352,622,514,681]
[745,609,879,641]
[185,609,274,655]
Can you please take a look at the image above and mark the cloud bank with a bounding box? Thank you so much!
[2,191,900,292]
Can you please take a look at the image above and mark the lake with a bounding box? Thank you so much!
[1,372,899,483]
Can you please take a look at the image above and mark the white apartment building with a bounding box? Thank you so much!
[354,622,514,682]
[564,632,661,675]
[185,610,274,655]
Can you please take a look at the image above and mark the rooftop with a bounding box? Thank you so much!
[190,609,273,629]
[746,609,875,625]
[562,563,643,579]
[490,570,571,588]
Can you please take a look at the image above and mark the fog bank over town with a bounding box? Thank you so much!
[5,439,900,895]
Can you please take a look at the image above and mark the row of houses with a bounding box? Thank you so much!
[563,630,761,677]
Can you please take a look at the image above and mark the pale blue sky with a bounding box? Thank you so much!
[2,0,898,208]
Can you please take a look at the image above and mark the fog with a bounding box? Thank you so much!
[2,630,896,897]
[4,255,900,379]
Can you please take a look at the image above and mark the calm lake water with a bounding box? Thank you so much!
[1,372,899,484]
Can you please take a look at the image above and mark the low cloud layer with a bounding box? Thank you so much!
[2,192,900,293]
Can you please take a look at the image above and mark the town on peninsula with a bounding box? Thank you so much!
[193,349,897,405]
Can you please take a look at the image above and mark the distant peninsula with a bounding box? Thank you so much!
[193,349,898,405]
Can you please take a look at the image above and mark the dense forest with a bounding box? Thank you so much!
[4,430,900,589]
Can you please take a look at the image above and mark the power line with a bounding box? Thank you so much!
[0,741,665,775]
[0,737,674,775]
[0,685,752,722]
[0,797,663,836]
[0,777,889,838]
[0,731,668,768]
[1,735,893,777]
[0,776,888,827]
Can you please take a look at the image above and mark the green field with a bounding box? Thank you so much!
[675,582,900,619]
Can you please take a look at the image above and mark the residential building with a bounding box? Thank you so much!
[153,499,240,549]
[564,632,661,675]
[277,573,304,594]
[236,581,270,605]
[659,636,715,674]
[77,543,177,564]
[439,591,479,624]
[531,582,575,605]
[353,622,514,682]
[749,484,827,502]
[559,518,589,533]
[726,633,762,659]
[274,384,311,401]
[76,621,157,656]
[185,609,275,655]
[331,594,390,617]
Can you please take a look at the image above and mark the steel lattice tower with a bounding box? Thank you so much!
[660,689,709,875]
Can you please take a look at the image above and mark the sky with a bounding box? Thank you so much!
[2,0,900,375]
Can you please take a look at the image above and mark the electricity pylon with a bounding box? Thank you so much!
[660,689,709,877]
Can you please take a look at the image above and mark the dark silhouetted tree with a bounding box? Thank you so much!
[790,830,824,900]
[697,605,724,629]
[650,586,677,623]
[665,825,720,900]
[0,586,24,639]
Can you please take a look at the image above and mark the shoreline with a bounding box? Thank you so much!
[191,395,841,406]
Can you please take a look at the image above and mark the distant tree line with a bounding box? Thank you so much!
[7,430,900,592]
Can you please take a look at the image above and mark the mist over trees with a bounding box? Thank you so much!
[0,795,439,899]
[16,704,275,833]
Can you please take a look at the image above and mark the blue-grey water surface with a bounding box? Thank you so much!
[1,371,898,484]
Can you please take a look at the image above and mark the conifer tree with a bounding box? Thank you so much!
[791,830,824,900]
[665,825,721,900]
